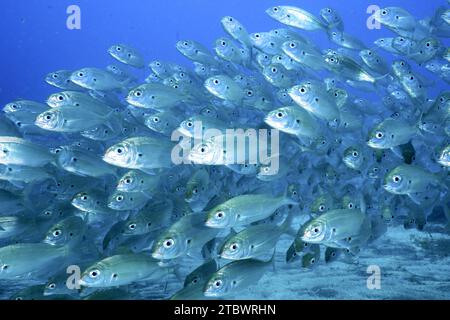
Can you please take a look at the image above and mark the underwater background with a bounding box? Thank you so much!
[0,0,449,300]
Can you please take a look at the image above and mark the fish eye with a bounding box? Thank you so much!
[57,95,64,101]
[348,203,354,209]
[128,223,136,230]
[193,188,198,194]
[271,67,277,73]
[45,114,52,120]
[153,117,159,123]
[230,243,239,251]
[373,167,379,172]
[124,178,131,184]
[134,90,142,97]
[186,121,193,127]
[52,74,58,79]
[221,41,226,46]
[52,229,62,237]
[255,34,260,38]
[213,79,220,85]
[199,145,208,153]
[2,264,9,270]
[313,227,320,233]
[310,258,315,264]
[71,157,77,162]
[214,280,223,287]
[300,87,306,93]
[116,148,123,154]
[44,211,52,216]
[381,10,387,15]
[393,175,402,183]
[215,211,225,219]
[319,205,325,212]
[47,283,56,290]
[89,270,100,278]
[375,131,384,139]
[273,7,278,12]
[116,46,122,51]
[183,42,188,46]
[81,195,88,201]
[164,239,174,248]
[352,151,359,157]
[78,72,84,77]
[246,90,253,96]
[116,195,124,202]
[276,111,284,118]
[368,51,372,56]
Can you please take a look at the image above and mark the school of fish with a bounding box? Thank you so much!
[1,4,450,300]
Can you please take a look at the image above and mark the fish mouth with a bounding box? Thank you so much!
[263,115,271,124]
[203,288,220,297]
[102,154,114,165]
[366,140,377,148]
[204,219,221,228]
[69,76,81,86]
[383,184,396,193]
[78,279,88,287]
[151,250,164,260]
[219,251,233,260]
[300,235,310,242]
[42,238,56,245]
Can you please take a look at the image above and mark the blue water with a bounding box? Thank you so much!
[1,0,450,300]
[0,0,443,105]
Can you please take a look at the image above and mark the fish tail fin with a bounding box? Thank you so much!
[21,181,38,210]
[173,265,184,282]
[120,78,134,92]
[269,249,276,272]
[281,211,295,236]
[443,204,450,233]
[359,194,367,215]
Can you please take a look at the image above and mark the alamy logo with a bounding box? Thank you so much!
[170,121,280,176]
[66,5,81,30]
[366,5,381,30]
[66,265,81,290]
[367,265,381,289]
